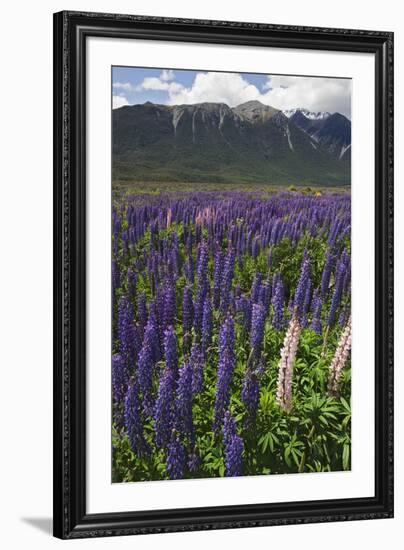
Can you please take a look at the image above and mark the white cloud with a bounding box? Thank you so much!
[134,69,178,92]
[167,72,262,107]
[261,75,351,118]
[137,77,184,94]
[136,71,261,107]
[113,82,134,91]
[160,69,175,81]
[113,95,129,109]
[133,70,351,117]
[136,77,169,91]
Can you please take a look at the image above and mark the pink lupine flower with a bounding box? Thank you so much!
[195,211,203,226]
[195,206,215,226]
[328,316,352,396]
[276,314,301,412]
[166,208,172,228]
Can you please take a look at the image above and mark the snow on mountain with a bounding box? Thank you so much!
[283,108,331,120]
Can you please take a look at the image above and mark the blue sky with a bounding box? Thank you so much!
[112,66,351,118]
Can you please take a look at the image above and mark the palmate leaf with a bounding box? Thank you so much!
[284,446,292,468]
[340,396,351,413]
[291,448,303,468]
[258,430,280,454]
[342,443,351,470]
[341,415,351,429]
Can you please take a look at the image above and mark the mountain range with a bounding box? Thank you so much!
[112,100,351,186]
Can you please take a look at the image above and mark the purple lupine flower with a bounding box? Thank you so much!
[201,295,213,357]
[154,366,175,449]
[251,303,266,362]
[195,224,202,247]
[223,411,243,477]
[196,240,209,283]
[166,431,186,480]
[118,294,140,367]
[168,244,180,276]
[182,285,194,336]
[148,310,161,362]
[258,281,271,309]
[185,230,193,255]
[213,249,223,309]
[190,341,204,394]
[184,256,194,283]
[194,242,209,333]
[321,250,333,297]
[136,292,148,333]
[311,288,323,335]
[301,277,312,327]
[163,281,176,329]
[137,313,159,416]
[213,317,236,431]
[342,252,351,293]
[188,449,201,473]
[241,368,260,423]
[338,306,349,327]
[294,252,311,322]
[156,286,166,333]
[328,218,342,248]
[223,411,236,447]
[124,380,149,456]
[112,260,120,314]
[251,272,263,304]
[112,353,128,406]
[220,247,235,314]
[236,295,252,331]
[272,276,284,329]
[194,285,206,335]
[327,255,346,327]
[251,236,260,259]
[163,326,178,376]
[175,360,194,439]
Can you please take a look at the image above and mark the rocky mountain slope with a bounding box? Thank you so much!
[112,100,351,186]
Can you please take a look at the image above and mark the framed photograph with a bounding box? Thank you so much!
[53,11,394,539]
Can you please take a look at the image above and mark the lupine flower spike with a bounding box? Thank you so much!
[328,316,352,396]
[276,314,301,412]
[223,411,243,477]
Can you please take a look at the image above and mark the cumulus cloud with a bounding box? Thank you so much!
[262,75,351,118]
[137,76,184,94]
[135,70,351,117]
[136,71,261,108]
[134,69,181,93]
[160,69,175,81]
[113,95,129,109]
[169,72,262,107]
[113,82,134,91]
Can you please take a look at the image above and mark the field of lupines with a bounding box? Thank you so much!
[112,190,351,482]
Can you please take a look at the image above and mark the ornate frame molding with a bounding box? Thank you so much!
[53,11,393,539]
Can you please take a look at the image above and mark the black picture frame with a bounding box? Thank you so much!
[53,10,394,540]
